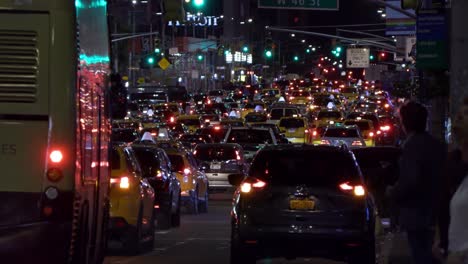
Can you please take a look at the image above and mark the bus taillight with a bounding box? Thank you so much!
[49,150,63,163]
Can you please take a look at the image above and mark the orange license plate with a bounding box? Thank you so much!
[289,199,315,211]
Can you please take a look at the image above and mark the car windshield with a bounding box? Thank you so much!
[250,150,359,187]
[130,93,166,101]
[133,149,160,170]
[318,111,341,119]
[270,108,298,120]
[197,128,228,143]
[279,118,305,128]
[111,129,139,143]
[178,119,201,126]
[324,128,359,138]
[226,129,273,144]
[344,121,370,131]
[167,154,185,172]
[194,146,237,161]
[342,88,358,94]
[245,114,267,122]
[291,91,311,97]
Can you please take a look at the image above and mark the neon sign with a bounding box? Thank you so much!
[168,13,219,27]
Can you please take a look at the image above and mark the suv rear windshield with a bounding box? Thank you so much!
[270,108,298,120]
[168,154,185,172]
[245,114,267,122]
[226,129,273,144]
[318,111,341,119]
[324,128,359,138]
[194,146,237,161]
[279,118,304,128]
[344,121,370,131]
[250,150,359,187]
[178,119,201,126]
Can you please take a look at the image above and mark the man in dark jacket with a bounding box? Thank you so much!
[390,101,446,264]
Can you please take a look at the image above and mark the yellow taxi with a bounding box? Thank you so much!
[244,112,268,125]
[341,87,359,102]
[220,118,245,127]
[288,90,312,105]
[310,125,329,145]
[154,102,183,117]
[109,144,157,254]
[177,115,201,134]
[240,102,266,118]
[344,118,376,146]
[112,118,143,132]
[314,109,344,127]
[165,149,209,214]
[278,116,310,143]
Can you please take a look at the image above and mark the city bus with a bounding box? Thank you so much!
[0,0,111,263]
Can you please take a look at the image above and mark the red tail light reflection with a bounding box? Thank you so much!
[240,179,267,193]
[339,182,365,196]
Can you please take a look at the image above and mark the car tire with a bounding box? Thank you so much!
[157,194,173,230]
[124,203,143,255]
[198,189,209,213]
[187,189,199,214]
[230,227,256,264]
[171,193,181,227]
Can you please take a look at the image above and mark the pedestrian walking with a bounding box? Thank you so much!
[447,97,468,264]
[388,101,446,264]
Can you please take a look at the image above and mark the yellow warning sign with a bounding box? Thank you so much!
[158,58,171,70]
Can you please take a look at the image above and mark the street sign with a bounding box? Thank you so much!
[258,0,339,11]
[169,47,179,55]
[416,9,448,69]
[158,57,171,70]
[346,48,370,68]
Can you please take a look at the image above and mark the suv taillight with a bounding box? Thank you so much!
[240,178,267,193]
[339,182,365,197]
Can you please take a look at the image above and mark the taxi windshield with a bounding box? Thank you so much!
[317,111,341,119]
[324,128,359,138]
[226,130,273,144]
[194,146,237,161]
[279,118,305,128]
[344,121,370,131]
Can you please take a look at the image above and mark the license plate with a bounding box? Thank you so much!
[210,164,221,170]
[288,128,297,133]
[289,199,315,211]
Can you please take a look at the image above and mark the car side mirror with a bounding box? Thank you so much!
[228,174,245,187]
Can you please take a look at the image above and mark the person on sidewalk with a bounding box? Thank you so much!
[388,101,446,264]
[447,97,468,264]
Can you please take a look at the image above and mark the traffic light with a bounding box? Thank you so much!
[147,57,155,64]
[154,48,161,54]
[332,46,342,57]
[370,54,375,61]
[306,49,311,54]
[140,55,156,69]
[193,0,204,8]
[196,53,204,61]
[265,50,273,58]
[242,45,249,53]
[293,55,299,62]
[264,36,274,59]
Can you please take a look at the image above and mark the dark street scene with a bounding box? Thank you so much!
[1,0,468,264]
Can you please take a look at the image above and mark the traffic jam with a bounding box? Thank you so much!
[108,79,402,263]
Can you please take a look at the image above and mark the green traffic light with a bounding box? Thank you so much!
[154,48,161,54]
[147,57,155,64]
[242,46,249,52]
[197,54,204,61]
[293,55,299,61]
[370,55,375,60]
[336,47,342,53]
[306,49,311,53]
[193,0,204,7]
[265,50,272,58]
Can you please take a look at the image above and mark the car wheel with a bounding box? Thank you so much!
[124,202,143,255]
[230,227,256,264]
[157,194,173,230]
[198,189,209,213]
[187,189,199,214]
[171,193,181,227]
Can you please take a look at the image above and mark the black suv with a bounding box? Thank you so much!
[229,145,376,264]
[131,144,182,229]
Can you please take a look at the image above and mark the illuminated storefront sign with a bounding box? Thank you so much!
[225,51,253,64]
[168,13,219,27]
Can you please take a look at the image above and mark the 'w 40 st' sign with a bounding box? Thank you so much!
[258,0,339,10]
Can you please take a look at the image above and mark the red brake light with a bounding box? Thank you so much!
[183,168,191,175]
[384,103,390,108]
[369,132,375,138]
[380,125,391,131]
[170,117,175,123]
[240,178,267,193]
[352,141,363,146]
[320,140,330,145]
[49,150,63,163]
[339,182,366,196]
[312,130,318,137]
[119,177,130,189]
